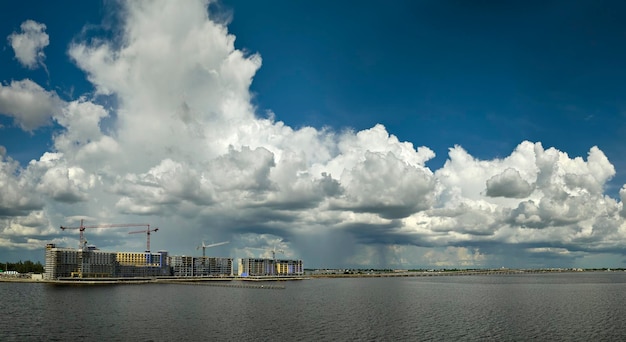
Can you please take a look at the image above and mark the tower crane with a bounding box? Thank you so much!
[270,247,285,261]
[247,246,284,260]
[60,219,150,250]
[129,227,159,252]
[197,241,229,257]
[247,246,284,276]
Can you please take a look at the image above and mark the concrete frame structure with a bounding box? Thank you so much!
[45,244,117,279]
[276,259,304,275]
[169,256,233,277]
[45,245,300,279]
[238,258,303,276]
[116,251,169,277]
[44,244,169,279]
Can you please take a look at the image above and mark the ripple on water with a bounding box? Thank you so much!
[2,273,626,341]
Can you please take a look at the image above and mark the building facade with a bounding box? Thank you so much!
[169,256,233,277]
[45,245,301,279]
[45,244,116,279]
[116,251,170,277]
[276,259,304,275]
[169,256,193,276]
[238,258,303,276]
[44,244,170,279]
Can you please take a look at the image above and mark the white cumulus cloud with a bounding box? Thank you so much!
[0,79,62,131]
[0,0,625,268]
[7,20,49,69]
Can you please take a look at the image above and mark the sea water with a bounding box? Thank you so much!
[3,272,626,341]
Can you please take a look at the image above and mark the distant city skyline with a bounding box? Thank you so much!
[1,1,626,269]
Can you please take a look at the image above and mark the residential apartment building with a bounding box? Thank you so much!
[44,244,169,279]
[44,244,116,279]
[238,258,303,276]
[169,256,233,276]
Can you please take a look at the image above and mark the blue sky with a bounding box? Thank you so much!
[226,0,626,186]
[1,0,626,269]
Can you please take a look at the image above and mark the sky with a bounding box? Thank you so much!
[1,0,626,269]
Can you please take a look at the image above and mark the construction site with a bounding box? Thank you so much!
[44,220,304,281]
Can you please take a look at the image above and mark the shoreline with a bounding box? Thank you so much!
[0,275,309,285]
[1,268,618,284]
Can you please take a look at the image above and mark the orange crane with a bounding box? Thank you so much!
[60,219,150,250]
[129,227,159,252]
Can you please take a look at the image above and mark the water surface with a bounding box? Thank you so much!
[3,272,626,341]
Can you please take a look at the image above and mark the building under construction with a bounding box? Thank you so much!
[169,256,234,277]
[45,246,302,279]
[238,258,303,276]
[44,244,170,279]
[49,220,247,279]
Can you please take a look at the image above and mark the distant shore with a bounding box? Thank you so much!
[308,268,591,278]
[2,268,622,284]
